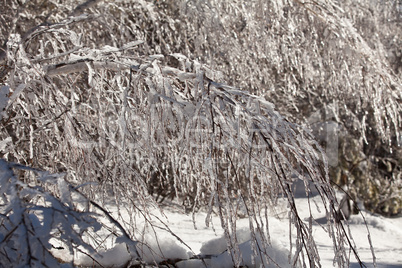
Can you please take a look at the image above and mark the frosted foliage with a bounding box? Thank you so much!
[140,0,401,215]
[0,0,390,266]
[166,0,401,146]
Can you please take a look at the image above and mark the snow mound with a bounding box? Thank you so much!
[137,233,190,264]
[75,243,132,267]
[200,228,291,268]
[76,234,189,267]
[200,228,252,255]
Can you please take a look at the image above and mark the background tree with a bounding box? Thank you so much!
[146,0,402,216]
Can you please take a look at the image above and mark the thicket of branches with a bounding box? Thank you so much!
[0,0,400,266]
[143,0,402,216]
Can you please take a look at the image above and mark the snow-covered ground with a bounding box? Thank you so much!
[67,192,402,268]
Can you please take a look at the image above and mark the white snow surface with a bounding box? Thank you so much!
[62,193,402,268]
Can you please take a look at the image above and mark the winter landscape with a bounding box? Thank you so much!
[0,0,401,267]
[72,192,402,268]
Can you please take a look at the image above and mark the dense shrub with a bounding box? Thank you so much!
[1,0,400,266]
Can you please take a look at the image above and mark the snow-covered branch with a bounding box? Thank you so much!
[0,160,139,267]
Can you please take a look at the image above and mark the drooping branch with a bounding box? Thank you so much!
[0,14,98,66]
